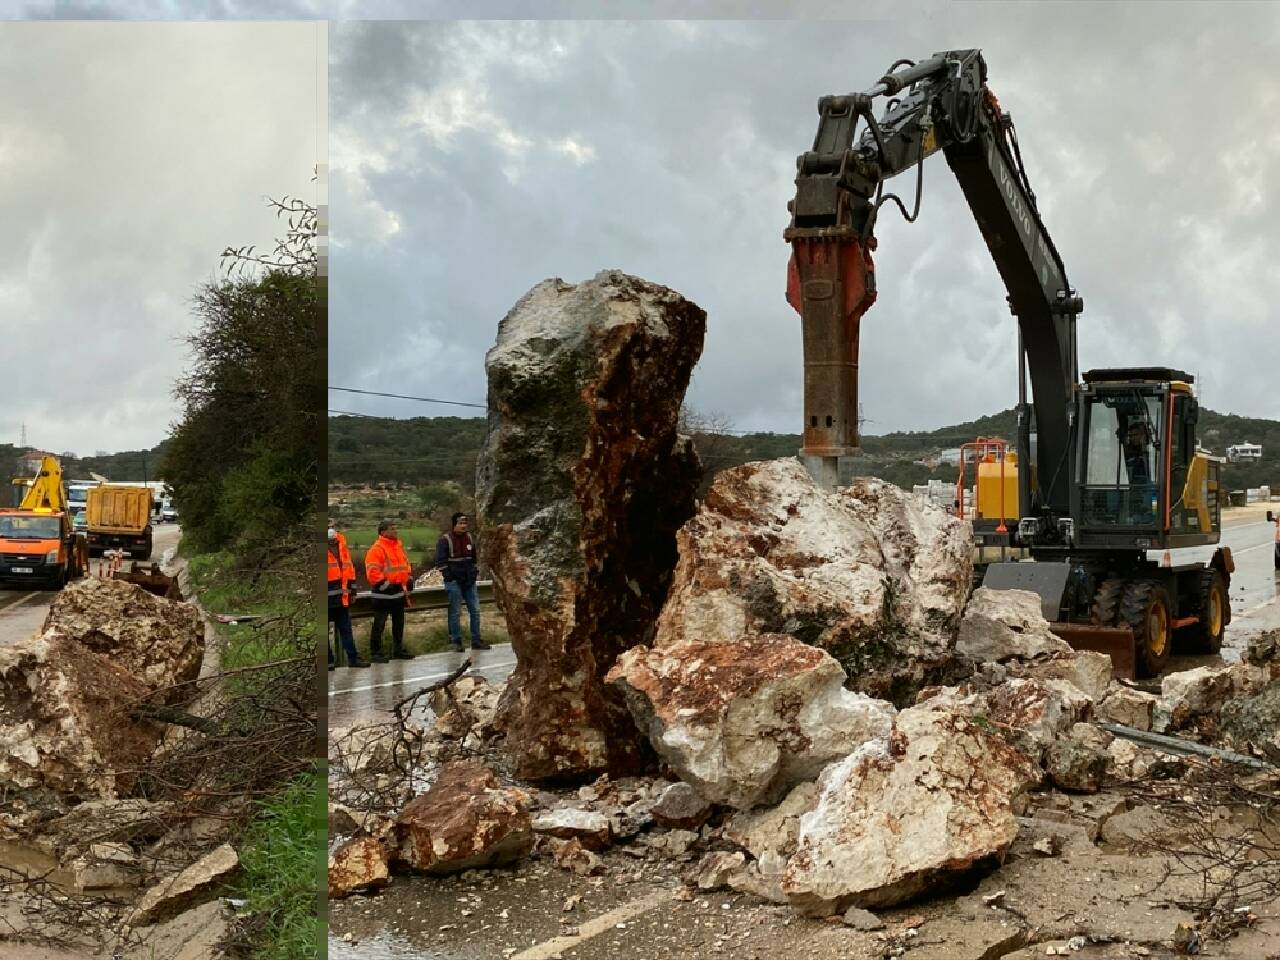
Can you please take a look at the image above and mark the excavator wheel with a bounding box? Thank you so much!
[1090,578,1126,625]
[1185,569,1227,655]
[1119,580,1172,678]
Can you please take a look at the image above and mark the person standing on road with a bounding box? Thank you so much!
[364,520,415,663]
[328,528,368,670]
[435,512,489,652]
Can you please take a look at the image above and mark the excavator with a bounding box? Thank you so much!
[785,49,1231,678]
[1,455,89,588]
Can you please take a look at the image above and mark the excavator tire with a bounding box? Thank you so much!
[1089,578,1126,625]
[1119,580,1172,678]
[1185,569,1227,655]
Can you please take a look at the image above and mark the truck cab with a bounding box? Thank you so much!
[1,457,87,588]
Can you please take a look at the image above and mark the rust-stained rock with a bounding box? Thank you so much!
[724,780,817,904]
[328,837,391,899]
[983,677,1092,761]
[1156,665,1237,731]
[0,632,161,800]
[478,270,705,782]
[131,842,239,926]
[0,579,204,803]
[650,781,713,831]
[1098,686,1158,731]
[654,460,973,703]
[608,634,895,809]
[547,836,604,876]
[781,705,1039,915]
[429,675,504,739]
[687,850,747,891]
[957,588,1073,663]
[531,808,612,851]
[1045,735,1109,794]
[43,577,203,691]
[392,761,533,874]
[1008,651,1112,704]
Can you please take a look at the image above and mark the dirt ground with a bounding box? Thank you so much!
[330,778,1280,960]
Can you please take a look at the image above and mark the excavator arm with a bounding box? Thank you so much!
[786,49,1083,519]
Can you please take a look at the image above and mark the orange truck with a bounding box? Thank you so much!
[85,485,154,560]
[0,456,88,588]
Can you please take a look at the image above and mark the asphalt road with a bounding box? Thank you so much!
[0,523,183,645]
[328,518,1279,726]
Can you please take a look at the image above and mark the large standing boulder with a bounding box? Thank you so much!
[782,705,1039,915]
[653,459,973,704]
[478,270,705,781]
[392,761,533,874]
[607,634,895,809]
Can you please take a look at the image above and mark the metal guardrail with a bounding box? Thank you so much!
[346,580,496,619]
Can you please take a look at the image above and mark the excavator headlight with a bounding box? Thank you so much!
[44,549,60,564]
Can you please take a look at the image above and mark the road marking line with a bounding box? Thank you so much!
[1232,541,1274,556]
[328,659,517,697]
[0,592,42,614]
[511,890,672,960]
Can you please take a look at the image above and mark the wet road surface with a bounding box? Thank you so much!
[328,644,517,727]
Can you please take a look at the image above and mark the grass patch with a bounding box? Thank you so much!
[185,548,318,679]
[231,765,325,960]
[333,607,510,661]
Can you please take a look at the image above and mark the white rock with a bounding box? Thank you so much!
[608,634,895,809]
[957,588,1073,663]
[782,705,1039,915]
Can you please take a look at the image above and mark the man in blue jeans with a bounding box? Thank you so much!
[435,512,490,652]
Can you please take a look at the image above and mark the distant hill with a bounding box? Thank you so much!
[3,440,173,485]
[328,406,1280,497]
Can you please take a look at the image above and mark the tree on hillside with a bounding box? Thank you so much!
[162,195,322,555]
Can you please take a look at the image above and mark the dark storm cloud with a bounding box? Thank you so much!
[0,21,322,454]
[330,8,1280,435]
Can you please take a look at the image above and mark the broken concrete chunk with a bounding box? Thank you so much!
[654,459,974,703]
[650,781,713,830]
[1219,680,1280,760]
[478,270,706,782]
[131,842,239,926]
[1097,686,1158,731]
[328,837,391,899]
[782,705,1039,915]
[956,588,1073,663]
[531,808,612,851]
[608,634,895,809]
[393,761,533,874]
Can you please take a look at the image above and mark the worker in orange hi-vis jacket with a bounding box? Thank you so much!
[363,519,415,663]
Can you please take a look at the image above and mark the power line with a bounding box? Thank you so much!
[329,386,486,410]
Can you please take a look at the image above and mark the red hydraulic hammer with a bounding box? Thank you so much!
[785,235,877,460]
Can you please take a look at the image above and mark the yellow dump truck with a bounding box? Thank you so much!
[86,485,154,559]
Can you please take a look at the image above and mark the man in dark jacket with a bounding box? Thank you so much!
[435,512,489,652]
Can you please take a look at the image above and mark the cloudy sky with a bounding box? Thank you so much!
[0,21,323,455]
[329,4,1280,438]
